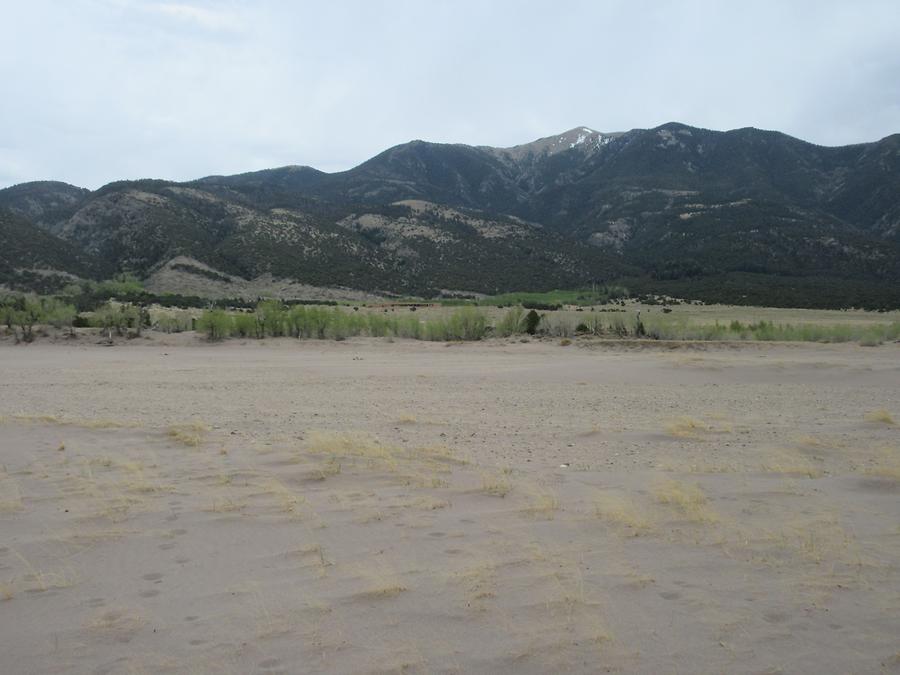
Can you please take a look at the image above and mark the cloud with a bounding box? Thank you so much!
[145,2,243,32]
[0,0,898,189]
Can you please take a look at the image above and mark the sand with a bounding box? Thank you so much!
[1,336,898,674]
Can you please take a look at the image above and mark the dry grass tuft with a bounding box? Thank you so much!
[0,582,13,601]
[413,496,451,510]
[653,479,718,523]
[863,446,900,480]
[665,416,709,438]
[87,608,146,640]
[309,457,342,481]
[7,414,139,429]
[204,496,246,514]
[306,430,392,461]
[0,475,24,513]
[413,443,467,464]
[593,492,652,534]
[759,448,824,478]
[523,485,560,519]
[479,470,512,497]
[396,414,417,424]
[167,421,210,446]
[304,431,465,490]
[262,478,306,516]
[11,550,78,593]
[452,561,498,610]
[795,434,829,448]
[359,583,408,599]
[865,409,896,425]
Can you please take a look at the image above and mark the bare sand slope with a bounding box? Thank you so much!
[0,338,898,674]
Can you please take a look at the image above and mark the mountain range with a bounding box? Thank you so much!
[2,122,899,307]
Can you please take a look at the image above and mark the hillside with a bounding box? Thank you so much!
[0,207,104,292]
[1,123,898,306]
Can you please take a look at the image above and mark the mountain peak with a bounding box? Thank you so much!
[488,126,622,161]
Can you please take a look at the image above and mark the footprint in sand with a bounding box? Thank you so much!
[259,658,282,669]
[87,597,106,607]
[189,639,207,646]
[175,556,190,564]
[139,590,160,598]
[158,542,176,550]
[142,573,164,582]
[171,528,188,536]
[659,591,681,600]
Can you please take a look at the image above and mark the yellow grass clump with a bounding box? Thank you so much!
[593,492,653,534]
[759,448,824,478]
[795,434,830,448]
[306,430,393,461]
[87,609,147,639]
[863,446,900,480]
[0,475,24,513]
[309,457,342,481]
[167,421,210,446]
[523,485,560,519]
[865,409,896,425]
[479,470,512,497]
[6,413,140,429]
[359,583,408,599]
[653,479,718,523]
[0,582,14,601]
[665,416,709,438]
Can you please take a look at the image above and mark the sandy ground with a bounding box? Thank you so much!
[0,336,898,674]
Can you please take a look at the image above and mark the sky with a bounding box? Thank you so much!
[1,0,899,189]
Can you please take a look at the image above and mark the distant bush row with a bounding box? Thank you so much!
[4,293,898,347]
[496,307,900,345]
[0,295,78,343]
[197,302,488,342]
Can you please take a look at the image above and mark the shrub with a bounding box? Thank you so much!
[523,310,541,335]
[446,307,487,340]
[197,309,232,341]
[232,312,259,338]
[496,306,525,337]
[255,299,286,337]
[91,301,138,337]
[634,317,646,337]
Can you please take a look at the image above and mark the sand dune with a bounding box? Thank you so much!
[1,338,898,673]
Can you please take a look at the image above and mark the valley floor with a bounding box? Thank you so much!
[1,338,898,674]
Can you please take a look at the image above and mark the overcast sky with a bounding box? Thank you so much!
[1,0,899,189]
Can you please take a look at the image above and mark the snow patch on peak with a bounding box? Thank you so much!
[570,132,588,148]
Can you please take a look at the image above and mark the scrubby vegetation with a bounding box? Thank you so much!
[0,295,78,342]
[195,304,488,342]
[479,286,629,310]
[638,316,900,345]
[3,285,899,347]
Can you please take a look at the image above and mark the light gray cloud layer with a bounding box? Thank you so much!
[1,0,898,189]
